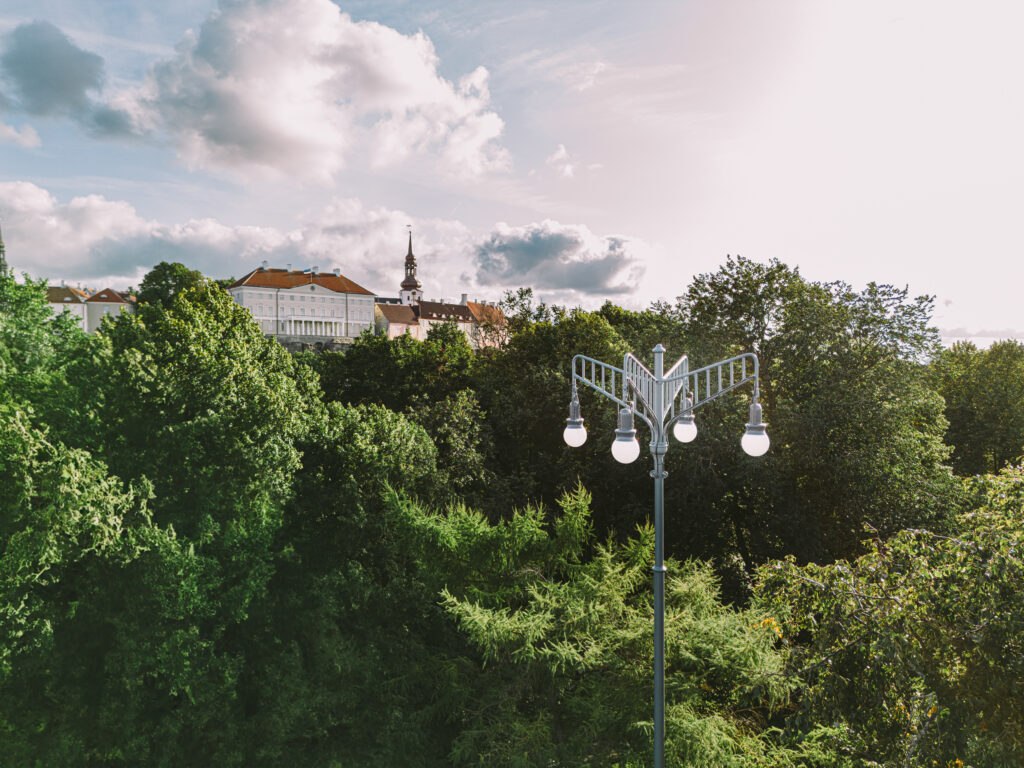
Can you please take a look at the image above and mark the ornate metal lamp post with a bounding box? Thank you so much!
[563,344,768,768]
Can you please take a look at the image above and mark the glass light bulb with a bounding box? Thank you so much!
[563,423,588,447]
[741,430,770,457]
[672,419,697,443]
[611,437,641,464]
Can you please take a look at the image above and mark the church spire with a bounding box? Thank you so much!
[0,221,7,274]
[399,227,422,305]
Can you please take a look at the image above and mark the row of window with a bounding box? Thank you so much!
[239,291,372,305]
[252,305,370,320]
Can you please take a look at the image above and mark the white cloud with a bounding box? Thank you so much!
[546,144,574,178]
[503,48,609,93]
[472,219,647,299]
[112,0,509,180]
[0,182,478,298]
[0,118,39,146]
[552,60,608,92]
[1,182,651,308]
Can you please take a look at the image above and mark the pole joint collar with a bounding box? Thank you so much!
[652,565,667,573]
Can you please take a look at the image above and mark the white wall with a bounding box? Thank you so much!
[230,284,375,338]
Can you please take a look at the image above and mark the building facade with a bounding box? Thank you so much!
[46,284,134,331]
[373,234,505,349]
[228,264,376,342]
[85,288,135,331]
[46,284,89,329]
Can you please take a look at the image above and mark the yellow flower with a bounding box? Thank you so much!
[758,617,783,638]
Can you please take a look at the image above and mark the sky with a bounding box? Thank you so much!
[1,0,1022,346]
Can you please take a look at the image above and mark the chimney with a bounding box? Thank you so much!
[460,293,468,305]
[61,279,66,286]
[286,263,292,272]
[333,268,340,276]
[260,259,268,270]
[312,265,319,275]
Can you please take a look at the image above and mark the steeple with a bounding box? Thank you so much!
[0,221,7,274]
[399,228,422,305]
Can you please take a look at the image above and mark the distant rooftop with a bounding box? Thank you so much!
[231,266,374,295]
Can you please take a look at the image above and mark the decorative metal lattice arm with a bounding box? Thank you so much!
[570,354,656,432]
[572,350,762,436]
[667,352,759,411]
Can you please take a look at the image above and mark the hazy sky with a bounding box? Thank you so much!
[1,0,1022,345]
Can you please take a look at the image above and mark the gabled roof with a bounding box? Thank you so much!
[376,303,419,325]
[466,301,506,326]
[230,267,374,295]
[86,288,133,304]
[417,301,474,323]
[47,285,89,304]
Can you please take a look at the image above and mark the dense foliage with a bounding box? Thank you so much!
[932,340,1024,475]
[756,465,1024,767]
[2,257,1022,766]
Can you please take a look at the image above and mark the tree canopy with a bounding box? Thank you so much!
[136,261,207,309]
[0,257,1020,766]
[932,339,1024,475]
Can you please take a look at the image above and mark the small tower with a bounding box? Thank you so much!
[0,221,7,274]
[399,229,422,306]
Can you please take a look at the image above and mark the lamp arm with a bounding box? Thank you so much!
[570,370,658,436]
[666,353,761,411]
[570,353,632,410]
[571,350,763,439]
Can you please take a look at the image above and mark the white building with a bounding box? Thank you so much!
[85,288,135,331]
[46,284,89,329]
[228,264,376,340]
[46,284,135,331]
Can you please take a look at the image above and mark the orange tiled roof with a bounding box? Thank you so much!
[466,301,506,326]
[86,288,132,304]
[230,267,374,295]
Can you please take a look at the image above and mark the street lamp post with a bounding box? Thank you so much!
[562,344,768,768]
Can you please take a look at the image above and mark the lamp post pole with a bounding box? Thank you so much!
[562,344,769,768]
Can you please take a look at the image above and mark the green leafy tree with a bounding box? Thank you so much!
[0,272,93,419]
[314,321,474,411]
[417,487,848,767]
[661,256,959,577]
[756,463,1024,767]
[473,308,639,527]
[0,282,323,766]
[406,389,498,507]
[498,286,567,340]
[234,403,459,767]
[136,261,207,309]
[933,340,1024,475]
[98,281,319,534]
[595,299,686,356]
